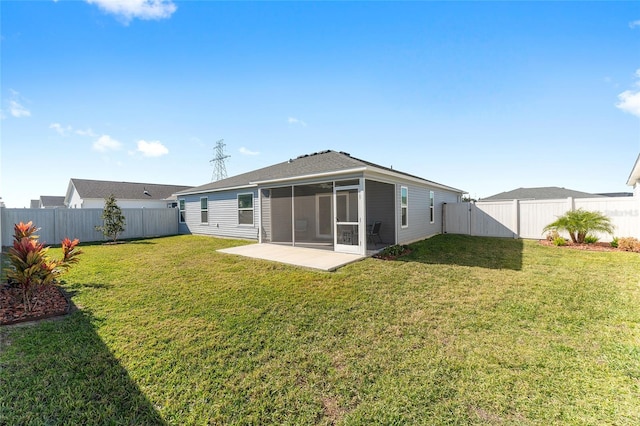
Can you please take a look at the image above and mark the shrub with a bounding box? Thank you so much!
[610,237,619,248]
[553,237,567,246]
[543,209,614,244]
[617,237,640,253]
[583,235,599,244]
[375,244,410,259]
[3,221,82,312]
[545,230,560,241]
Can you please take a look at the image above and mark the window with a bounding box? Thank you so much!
[200,197,208,224]
[429,191,435,224]
[179,199,186,223]
[401,186,408,228]
[238,193,254,225]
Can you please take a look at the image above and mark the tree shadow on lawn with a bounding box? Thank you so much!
[0,303,166,425]
[399,234,524,271]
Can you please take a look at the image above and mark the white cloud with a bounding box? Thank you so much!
[86,0,177,23]
[9,100,30,118]
[630,20,640,29]
[50,122,72,136]
[75,128,97,137]
[239,147,260,156]
[616,68,640,118]
[93,135,123,152]
[288,117,307,127]
[137,139,169,157]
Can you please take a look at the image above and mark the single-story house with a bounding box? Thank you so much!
[481,186,606,202]
[32,196,67,209]
[65,178,193,209]
[627,153,640,198]
[176,150,464,256]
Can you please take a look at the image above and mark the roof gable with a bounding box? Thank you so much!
[178,150,463,195]
[627,153,640,186]
[69,179,193,201]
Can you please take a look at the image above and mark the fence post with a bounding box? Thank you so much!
[513,199,520,238]
[567,197,574,212]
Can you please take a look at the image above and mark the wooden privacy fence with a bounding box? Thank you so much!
[443,197,640,242]
[0,208,179,247]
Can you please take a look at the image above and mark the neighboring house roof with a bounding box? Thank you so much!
[177,150,464,195]
[40,196,66,208]
[627,153,640,186]
[482,187,605,201]
[68,179,193,201]
[595,192,633,197]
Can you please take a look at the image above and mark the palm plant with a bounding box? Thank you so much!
[543,208,614,244]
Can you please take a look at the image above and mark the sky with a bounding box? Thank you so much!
[1,1,639,207]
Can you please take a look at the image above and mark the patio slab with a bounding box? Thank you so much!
[217,244,365,271]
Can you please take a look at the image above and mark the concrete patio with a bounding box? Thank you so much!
[217,243,365,271]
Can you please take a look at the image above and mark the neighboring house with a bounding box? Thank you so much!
[176,150,464,256]
[627,153,640,198]
[481,186,605,201]
[35,196,66,208]
[65,178,193,209]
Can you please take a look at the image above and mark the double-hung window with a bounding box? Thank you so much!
[200,197,208,224]
[238,193,254,225]
[429,191,435,224]
[179,199,186,223]
[401,186,408,228]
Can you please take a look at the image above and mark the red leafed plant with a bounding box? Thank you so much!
[4,221,82,312]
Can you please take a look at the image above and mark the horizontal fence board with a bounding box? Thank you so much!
[1,208,178,247]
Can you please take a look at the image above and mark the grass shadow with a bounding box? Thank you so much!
[399,234,524,271]
[0,301,166,424]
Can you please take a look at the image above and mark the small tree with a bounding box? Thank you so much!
[95,194,126,242]
[4,221,82,312]
[543,208,614,244]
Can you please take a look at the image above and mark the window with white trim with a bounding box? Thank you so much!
[179,199,186,223]
[238,193,254,225]
[401,186,408,228]
[429,191,435,224]
[200,197,208,224]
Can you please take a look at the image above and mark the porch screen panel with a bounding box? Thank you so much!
[270,187,293,243]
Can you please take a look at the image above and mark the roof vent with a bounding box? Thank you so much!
[143,188,151,196]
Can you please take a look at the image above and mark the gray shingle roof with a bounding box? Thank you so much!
[177,150,463,195]
[70,179,193,200]
[482,187,604,201]
[40,196,66,207]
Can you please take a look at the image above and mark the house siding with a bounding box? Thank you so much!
[180,189,260,240]
[396,183,460,245]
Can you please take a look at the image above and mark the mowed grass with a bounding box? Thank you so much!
[1,234,639,425]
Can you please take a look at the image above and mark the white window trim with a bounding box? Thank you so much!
[200,197,208,224]
[429,191,435,224]
[179,199,186,223]
[401,186,408,228]
[237,192,254,226]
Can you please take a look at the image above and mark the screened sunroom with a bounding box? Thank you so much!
[259,178,396,255]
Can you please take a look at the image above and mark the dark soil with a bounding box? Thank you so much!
[0,284,70,326]
[538,240,623,252]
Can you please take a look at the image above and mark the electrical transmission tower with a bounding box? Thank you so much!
[210,139,231,181]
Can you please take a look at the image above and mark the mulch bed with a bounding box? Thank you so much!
[538,240,623,252]
[0,284,70,326]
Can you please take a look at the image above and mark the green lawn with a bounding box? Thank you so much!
[1,234,639,425]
